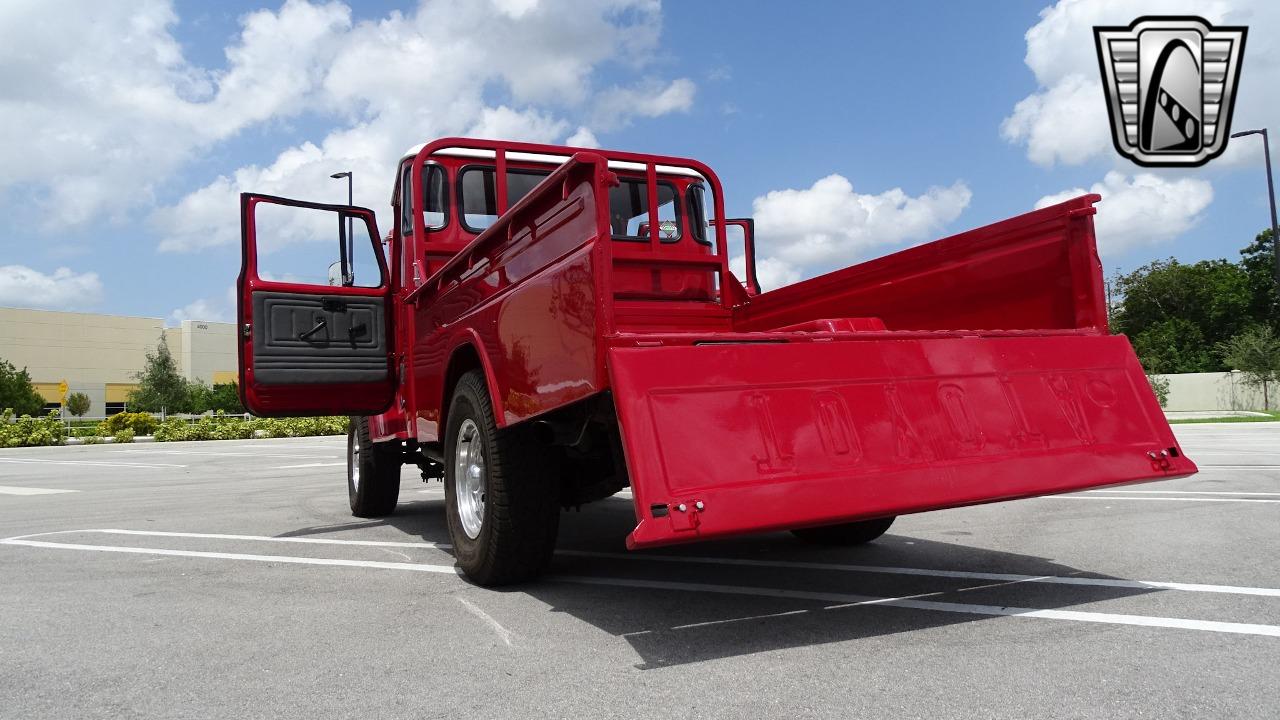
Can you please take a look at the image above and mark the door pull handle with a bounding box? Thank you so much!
[299,318,327,341]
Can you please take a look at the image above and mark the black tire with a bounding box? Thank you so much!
[444,371,561,586]
[347,416,401,518]
[791,516,895,546]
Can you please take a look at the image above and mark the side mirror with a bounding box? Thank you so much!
[327,261,342,287]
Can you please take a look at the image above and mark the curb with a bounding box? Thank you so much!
[64,435,156,446]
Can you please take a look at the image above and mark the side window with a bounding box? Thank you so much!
[399,166,413,236]
[458,167,550,233]
[609,179,681,241]
[422,164,446,229]
[687,183,709,245]
[253,202,385,289]
[399,164,447,237]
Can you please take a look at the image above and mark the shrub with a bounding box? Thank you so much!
[153,418,188,442]
[81,434,103,445]
[113,428,135,444]
[1147,374,1171,408]
[153,415,347,442]
[99,412,158,437]
[0,409,66,447]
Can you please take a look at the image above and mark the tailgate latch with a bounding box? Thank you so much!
[1147,449,1172,471]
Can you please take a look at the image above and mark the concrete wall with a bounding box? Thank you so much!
[1152,371,1273,412]
[0,307,237,416]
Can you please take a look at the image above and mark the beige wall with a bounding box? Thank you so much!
[0,307,237,416]
[1153,371,1272,412]
[179,320,239,385]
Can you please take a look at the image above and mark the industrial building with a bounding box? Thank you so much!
[0,307,237,416]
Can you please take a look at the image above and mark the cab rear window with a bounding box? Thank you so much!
[457,166,551,233]
[609,179,681,242]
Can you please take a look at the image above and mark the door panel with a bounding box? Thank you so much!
[238,193,395,417]
[251,291,388,385]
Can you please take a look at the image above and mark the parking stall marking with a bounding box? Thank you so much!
[0,485,78,496]
[1047,496,1280,504]
[0,458,187,469]
[111,449,329,459]
[274,462,346,469]
[11,528,1280,598]
[1084,489,1280,496]
[3,532,1279,639]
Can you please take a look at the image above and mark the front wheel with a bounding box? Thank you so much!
[347,416,401,518]
[791,516,895,546]
[444,371,560,586]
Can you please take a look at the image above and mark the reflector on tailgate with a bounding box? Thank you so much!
[608,334,1195,549]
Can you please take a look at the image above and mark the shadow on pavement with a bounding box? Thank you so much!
[287,491,1158,669]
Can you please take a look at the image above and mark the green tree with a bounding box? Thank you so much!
[188,381,243,414]
[0,358,45,417]
[65,391,91,417]
[1129,317,1212,374]
[1112,258,1253,372]
[1217,325,1280,410]
[1239,229,1279,332]
[127,334,190,413]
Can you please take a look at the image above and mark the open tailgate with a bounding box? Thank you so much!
[608,333,1195,549]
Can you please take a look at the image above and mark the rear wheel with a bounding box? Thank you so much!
[347,416,401,517]
[445,371,560,586]
[791,516,895,546]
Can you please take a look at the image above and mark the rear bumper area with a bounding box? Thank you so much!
[607,332,1195,549]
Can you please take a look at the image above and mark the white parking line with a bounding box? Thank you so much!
[0,485,78,496]
[559,550,1280,598]
[86,528,450,549]
[113,449,323,459]
[4,536,1277,639]
[555,575,1280,638]
[274,462,345,469]
[0,458,187,469]
[9,528,1280,599]
[1084,489,1280,497]
[1049,496,1280,504]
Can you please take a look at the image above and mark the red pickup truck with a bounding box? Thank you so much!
[237,137,1195,585]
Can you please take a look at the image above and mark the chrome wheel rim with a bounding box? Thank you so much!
[349,432,361,491]
[454,419,486,540]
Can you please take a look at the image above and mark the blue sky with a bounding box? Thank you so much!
[1,0,1276,322]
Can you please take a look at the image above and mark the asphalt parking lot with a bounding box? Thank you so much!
[1,423,1277,719]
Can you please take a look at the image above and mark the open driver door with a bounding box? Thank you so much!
[237,193,395,417]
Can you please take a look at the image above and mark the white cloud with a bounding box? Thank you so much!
[1001,73,1111,167]
[1002,0,1276,167]
[0,0,692,247]
[1035,171,1213,254]
[145,0,691,252]
[0,266,103,310]
[0,0,352,227]
[747,174,972,288]
[729,254,802,293]
[591,78,696,130]
[467,106,568,143]
[169,286,236,325]
[566,127,601,147]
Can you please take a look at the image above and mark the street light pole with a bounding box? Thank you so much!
[1230,129,1280,287]
[330,171,354,285]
